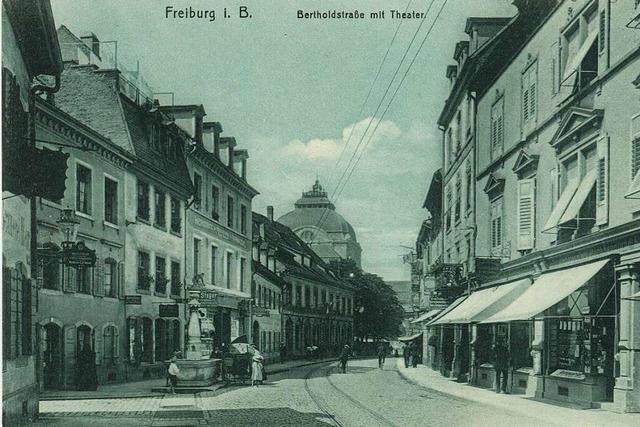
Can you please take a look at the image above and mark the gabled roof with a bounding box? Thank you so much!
[512,149,539,176]
[253,260,288,289]
[483,171,505,195]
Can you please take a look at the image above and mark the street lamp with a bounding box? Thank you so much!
[57,208,79,250]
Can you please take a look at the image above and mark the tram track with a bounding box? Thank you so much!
[303,361,398,427]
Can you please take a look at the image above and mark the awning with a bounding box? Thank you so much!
[410,309,442,324]
[625,172,640,199]
[481,259,609,323]
[426,295,467,326]
[398,332,423,342]
[623,291,640,301]
[559,169,597,224]
[562,31,598,82]
[431,278,531,325]
[209,285,252,300]
[543,177,580,231]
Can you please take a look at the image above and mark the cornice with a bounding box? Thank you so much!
[189,148,259,199]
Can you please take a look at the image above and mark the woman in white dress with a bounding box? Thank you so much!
[251,354,264,387]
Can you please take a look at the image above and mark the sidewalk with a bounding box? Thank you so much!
[396,359,639,427]
[40,357,336,400]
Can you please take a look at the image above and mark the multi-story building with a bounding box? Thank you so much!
[429,0,640,412]
[54,27,193,381]
[168,104,258,354]
[254,208,355,359]
[2,0,62,423]
[35,96,131,389]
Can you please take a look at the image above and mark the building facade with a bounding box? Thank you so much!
[420,0,640,413]
[2,0,62,424]
[254,210,355,359]
[278,180,362,268]
[173,105,258,355]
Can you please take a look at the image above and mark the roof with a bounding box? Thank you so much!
[422,169,442,212]
[253,261,288,289]
[278,207,358,242]
[4,0,62,77]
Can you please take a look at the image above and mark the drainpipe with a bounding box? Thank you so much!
[28,73,61,392]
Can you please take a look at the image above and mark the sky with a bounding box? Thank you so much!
[50,0,516,281]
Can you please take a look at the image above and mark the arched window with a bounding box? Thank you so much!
[76,325,93,354]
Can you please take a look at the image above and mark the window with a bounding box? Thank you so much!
[138,251,151,290]
[41,244,61,290]
[226,252,233,289]
[561,4,599,93]
[193,239,201,276]
[227,196,235,228]
[490,197,503,251]
[194,173,202,209]
[455,176,461,223]
[447,128,453,164]
[211,186,220,221]
[170,197,181,234]
[466,96,473,138]
[490,97,504,161]
[296,286,302,306]
[240,204,247,235]
[137,181,150,220]
[465,166,472,213]
[455,111,462,153]
[155,189,166,228]
[632,114,640,179]
[104,259,117,297]
[76,266,92,294]
[155,256,166,294]
[522,62,537,132]
[240,258,246,292]
[211,246,217,285]
[170,261,181,296]
[517,179,536,251]
[305,287,311,307]
[76,164,92,215]
[21,277,32,355]
[104,177,118,224]
[445,188,452,231]
[149,124,160,149]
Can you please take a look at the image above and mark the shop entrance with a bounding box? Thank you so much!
[43,323,62,390]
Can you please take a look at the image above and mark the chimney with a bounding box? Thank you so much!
[202,122,222,154]
[220,137,236,168]
[233,149,249,180]
[80,32,100,58]
[158,105,206,145]
[267,206,274,221]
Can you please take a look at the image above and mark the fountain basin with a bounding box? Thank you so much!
[175,358,221,387]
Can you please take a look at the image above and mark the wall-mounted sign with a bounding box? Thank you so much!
[63,241,96,267]
[159,304,179,318]
[124,295,142,305]
[253,306,270,317]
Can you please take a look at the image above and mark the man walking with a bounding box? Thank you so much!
[377,343,387,369]
[339,345,350,373]
[493,338,509,393]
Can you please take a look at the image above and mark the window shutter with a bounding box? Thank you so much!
[64,266,76,293]
[94,259,105,296]
[517,179,536,250]
[497,108,504,153]
[118,261,125,299]
[522,70,529,124]
[95,327,103,365]
[114,327,120,358]
[529,69,536,121]
[596,136,609,225]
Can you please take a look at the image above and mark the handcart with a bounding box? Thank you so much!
[222,352,251,385]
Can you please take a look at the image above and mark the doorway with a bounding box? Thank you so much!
[43,323,62,390]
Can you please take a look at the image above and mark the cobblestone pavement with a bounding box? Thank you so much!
[36,358,601,426]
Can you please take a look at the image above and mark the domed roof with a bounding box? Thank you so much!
[277,180,358,243]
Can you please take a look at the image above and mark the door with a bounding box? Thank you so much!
[252,320,260,348]
[43,323,62,390]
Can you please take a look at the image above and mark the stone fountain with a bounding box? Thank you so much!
[174,289,220,388]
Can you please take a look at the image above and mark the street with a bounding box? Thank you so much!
[37,358,549,427]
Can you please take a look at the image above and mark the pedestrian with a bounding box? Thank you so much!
[377,343,387,369]
[403,344,411,368]
[168,357,180,394]
[493,338,510,394]
[411,342,419,368]
[251,353,264,387]
[339,344,350,373]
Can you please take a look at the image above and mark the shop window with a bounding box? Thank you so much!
[104,177,118,225]
[155,256,167,295]
[154,189,166,228]
[170,197,181,234]
[137,181,150,221]
[76,164,92,215]
[137,251,151,291]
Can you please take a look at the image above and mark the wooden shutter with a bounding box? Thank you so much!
[64,266,76,293]
[522,71,530,124]
[94,327,103,365]
[63,324,76,388]
[118,261,125,299]
[517,179,536,250]
[528,66,536,122]
[596,136,609,225]
[94,259,105,296]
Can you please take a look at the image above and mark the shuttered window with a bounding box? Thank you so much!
[522,62,537,133]
[517,179,536,250]
[595,136,609,225]
[632,114,640,179]
[490,198,503,250]
[490,97,504,161]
